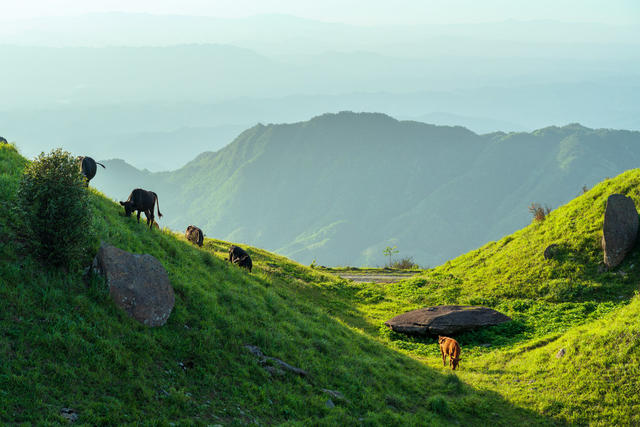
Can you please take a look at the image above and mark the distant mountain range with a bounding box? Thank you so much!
[92,112,640,266]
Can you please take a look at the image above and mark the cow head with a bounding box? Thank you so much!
[119,200,134,217]
[451,357,461,370]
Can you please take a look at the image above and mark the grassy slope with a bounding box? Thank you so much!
[305,168,640,425]
[0,144,553,425]
[4,142,640,425]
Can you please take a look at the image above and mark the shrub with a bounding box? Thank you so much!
[16,148,93,268]
[528,203,551,222]
[389,257,420,269]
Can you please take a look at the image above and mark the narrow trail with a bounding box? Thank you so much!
[334,271,418,284]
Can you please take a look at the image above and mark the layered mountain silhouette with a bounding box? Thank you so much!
[93,112,640,266]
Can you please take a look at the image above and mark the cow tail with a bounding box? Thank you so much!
[153,192,163,218]
[96,162,106,169]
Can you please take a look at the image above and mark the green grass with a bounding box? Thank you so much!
[295,168,640,425]
[3,142,640,425]
[0,144,554,425]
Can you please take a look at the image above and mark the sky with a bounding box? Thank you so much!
[1,0,639,25]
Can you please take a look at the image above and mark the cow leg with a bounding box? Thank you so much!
[145,210,153,229]
[137,210,141,223]
[441,349,446,366]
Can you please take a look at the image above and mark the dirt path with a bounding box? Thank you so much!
[335,272,418,284]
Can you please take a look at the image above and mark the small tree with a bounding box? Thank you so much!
[383,245,399,267]
[16,148,93,268]
[528,202,551,222]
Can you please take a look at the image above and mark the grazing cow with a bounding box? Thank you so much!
[438,336,462,370]
[228,245,252,272]
[78,156,105,186]
[185,225,204,247]
[119,188,163,229]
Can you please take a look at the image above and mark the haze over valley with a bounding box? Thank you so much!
[3,2,639,265]
[2,8,639,170]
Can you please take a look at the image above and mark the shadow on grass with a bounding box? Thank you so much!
[195,239,564,425]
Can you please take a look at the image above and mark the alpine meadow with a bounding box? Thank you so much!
[1,1,640,425]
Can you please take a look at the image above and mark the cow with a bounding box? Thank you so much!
[185,225,204,247]
[228,245,252,272]
[438,336,462,370]
[119,188,163,229]
[0,136,7,144]
[78,156,105,186]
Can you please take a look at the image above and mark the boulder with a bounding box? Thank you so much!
[543,244,559,260]
[92,243,174,326]
[384,305,511,336]
[602,194,639,268]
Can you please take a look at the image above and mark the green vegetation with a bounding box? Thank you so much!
[0,143,549,426]
[15,148,93,268]
[4,142,640,425]
[304,168,640,425]
[92,113,640,268]
[383,246,399,266]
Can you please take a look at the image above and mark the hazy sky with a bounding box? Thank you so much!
[1,0,639,25]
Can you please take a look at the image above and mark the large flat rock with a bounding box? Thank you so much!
[384,305,511,336]
[93,243,175,327]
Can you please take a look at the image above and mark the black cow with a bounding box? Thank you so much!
[119,188,163,229]
[228,245,252,272]
[0,136,7,144]
[185,225,204,247]
[78,156,105,186]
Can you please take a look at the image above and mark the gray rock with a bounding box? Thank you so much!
[384,305,511,336]
[321,389,346,401]
[244,344,309,377]
[602,194,639,268]
[93,243,175,327]
[60,408,78,422]
[543,244,559,260]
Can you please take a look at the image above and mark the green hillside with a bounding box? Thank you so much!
[92,112,640,268]
[311,166,640,424]
[1,143,552,425]
[4,142,640,425]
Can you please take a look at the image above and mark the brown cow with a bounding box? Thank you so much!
[185,225,204,247]
[438,336,462,370]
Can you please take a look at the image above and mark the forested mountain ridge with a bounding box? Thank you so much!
[92,112,640,266]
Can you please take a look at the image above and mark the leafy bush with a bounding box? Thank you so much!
[389,257,420,269]
[16,148,93,268]
[528,202,551,221]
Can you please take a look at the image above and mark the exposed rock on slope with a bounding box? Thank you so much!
[602,194,638,268]
[93,243,175,326]
[385,305,511,336]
